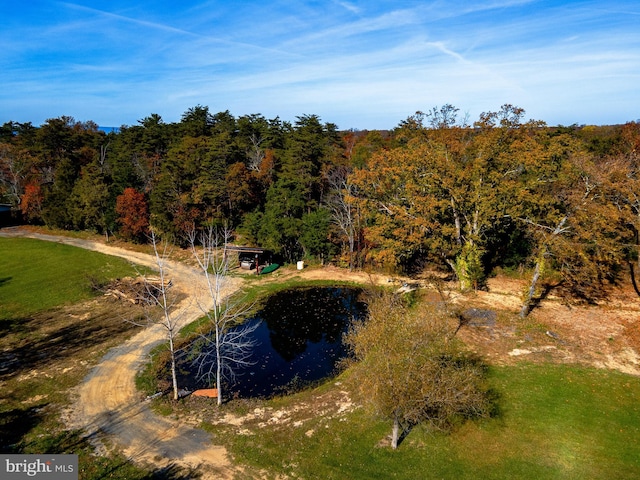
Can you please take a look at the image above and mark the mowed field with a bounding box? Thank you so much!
[2,235,640,479]
[0,237,170,479]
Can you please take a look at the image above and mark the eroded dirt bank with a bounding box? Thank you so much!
[1,227,240,478]
[3,226,639,478]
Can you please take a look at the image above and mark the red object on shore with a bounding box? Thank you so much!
[192,388,219,398]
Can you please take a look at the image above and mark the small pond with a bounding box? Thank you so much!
[180,286,366,398]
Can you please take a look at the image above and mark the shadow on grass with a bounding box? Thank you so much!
[390,357,503,449]
[0,316,29,337]
[2,408,199,479]
[397,424,414,448]
[0,306,142,381]
[96,462,202,480]
[2,407,96,456]
[0,405,45,452]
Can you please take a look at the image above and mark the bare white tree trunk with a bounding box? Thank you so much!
[247,133,265,172]
[520,216,568,318]
[451,197,462,246]
[391,412,400,450]
[189,224,257,405]
[520,255,543,319]
[131,231,183,400]
[326,167,359,270]
[168,338,178,399]
[150,232,182,400]
[0,144,28,208]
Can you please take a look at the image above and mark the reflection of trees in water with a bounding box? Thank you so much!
[177,287,367,397]
[260,287,365,362]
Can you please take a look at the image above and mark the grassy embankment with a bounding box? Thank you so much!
[212,364,640,480]
[0,237,185,479]
[2,236,640,479]
[168,273,640,479]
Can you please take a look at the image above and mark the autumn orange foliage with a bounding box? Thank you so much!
[116,187,149,240]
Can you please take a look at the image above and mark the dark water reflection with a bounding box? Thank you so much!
[183,287,366,398]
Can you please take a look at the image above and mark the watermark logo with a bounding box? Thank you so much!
[1,455,78,479]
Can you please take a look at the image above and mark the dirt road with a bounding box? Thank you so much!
[1,227,397,478]
[3,226,639,477]
[1,227,241,478]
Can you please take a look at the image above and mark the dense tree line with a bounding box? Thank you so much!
[0,108,343,256]
[1,105,639,310]
[350,105,640,309]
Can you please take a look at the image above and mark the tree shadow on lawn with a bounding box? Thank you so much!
[0,405,46,452]
[0,316,29,337]
[148,464,202,479]
[0,301,144,381]
[1,406,199,480]
[388,359,504,449]
[96,461,202,480]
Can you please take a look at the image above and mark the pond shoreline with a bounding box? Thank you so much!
[175,286,367,399]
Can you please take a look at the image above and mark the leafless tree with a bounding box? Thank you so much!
[246,133,265,172]
[0,143,29,208]
[326,166,360,270]
[98,141,110,173]
[133,231,184,400]
[188,224,258,405]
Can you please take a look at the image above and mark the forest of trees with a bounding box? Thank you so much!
[1,104,639,310]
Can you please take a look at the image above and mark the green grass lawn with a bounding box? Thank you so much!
[0,237,140,321]
[3,236,640,479]
[0,237,170,479]
[220,364,640,480]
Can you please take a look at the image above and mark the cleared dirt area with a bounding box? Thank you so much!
[1,227,240,479]
[458,275,640,376]
[272,265,640,377]
[2,226,639,479]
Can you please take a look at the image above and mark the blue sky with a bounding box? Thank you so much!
[1,1,639,129]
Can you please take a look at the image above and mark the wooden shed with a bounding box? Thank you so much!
[225,246,273,270]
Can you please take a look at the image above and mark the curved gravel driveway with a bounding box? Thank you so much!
[1,227,242,479]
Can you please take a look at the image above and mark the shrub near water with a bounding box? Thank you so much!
[344,290,492,449]
[225,364,640,479]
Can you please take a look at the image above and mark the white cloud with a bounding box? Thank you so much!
[1,0,638,128]
[332,1,361,15]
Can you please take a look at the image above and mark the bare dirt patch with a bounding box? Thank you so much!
[4,226,640,478]
[175,381,358,441]
[454,276,640,375]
